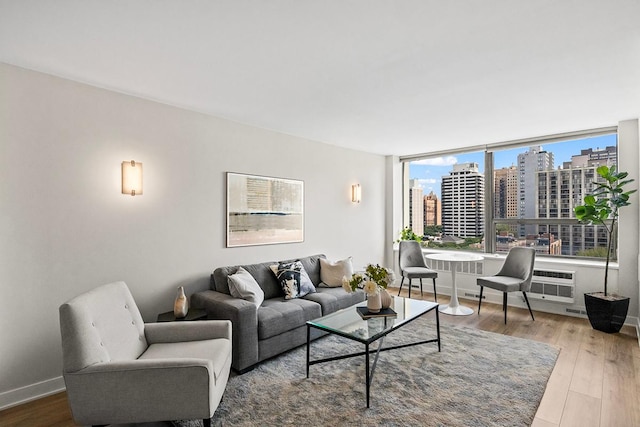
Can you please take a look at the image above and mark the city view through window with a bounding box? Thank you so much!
[407,134,618,258]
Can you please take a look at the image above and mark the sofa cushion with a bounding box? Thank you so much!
[257,298,322,340]
[227,267,265,307]
[139,339,231,382]
[304,287,366,314]
[319,257,354,287]
[270,261,316,300]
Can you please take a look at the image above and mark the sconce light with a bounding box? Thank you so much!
[351,184,361,203]
[121,160,143,196]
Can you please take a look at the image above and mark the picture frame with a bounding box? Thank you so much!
[226,172,304,247]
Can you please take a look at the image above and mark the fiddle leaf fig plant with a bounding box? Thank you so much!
[574,165,636,296]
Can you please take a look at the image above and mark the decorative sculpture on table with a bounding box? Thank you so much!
[174,286,189,318]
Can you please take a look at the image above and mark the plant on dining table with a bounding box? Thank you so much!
[342,264,394,296]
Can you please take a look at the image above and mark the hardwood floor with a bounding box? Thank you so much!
[1,289,638,427]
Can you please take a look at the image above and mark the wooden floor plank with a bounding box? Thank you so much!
[569,328,605,399]
[534,318,585,425]
[560,391,601,427]
[600,331,640,427]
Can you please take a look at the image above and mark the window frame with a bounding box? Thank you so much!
[401,126,618,259]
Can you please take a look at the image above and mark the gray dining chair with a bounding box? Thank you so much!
[397,240,438,300]
[477,246,536,324]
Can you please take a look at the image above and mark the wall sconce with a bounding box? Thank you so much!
[122,160,143,196]
[351,184,361,203]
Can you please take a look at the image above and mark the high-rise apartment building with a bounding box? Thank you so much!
[423,191,440,227]
[494,165,518,219]
[441,163,484,238]
[518,146,554,236]
[408,179,424,237]
[562,145,617,169]
[537,145,617,256]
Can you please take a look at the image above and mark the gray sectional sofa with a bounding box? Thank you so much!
[191,254,364,373]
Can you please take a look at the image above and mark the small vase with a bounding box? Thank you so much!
[379,288,392,309]
[174,286,189,318]
[367,292,382,313]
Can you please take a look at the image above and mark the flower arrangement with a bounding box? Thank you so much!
[342,264,394,296]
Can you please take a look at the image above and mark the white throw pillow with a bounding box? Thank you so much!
[320,257,354,287]
[227,267,265,307]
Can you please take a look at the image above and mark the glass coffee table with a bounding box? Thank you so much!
[306,296,440,408]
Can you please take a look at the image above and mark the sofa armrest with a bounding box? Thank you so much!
[64,359,214,425]
[145,320,231,344]
[191,290,258,372]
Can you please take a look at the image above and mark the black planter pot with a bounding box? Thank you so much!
[584,293,630,333]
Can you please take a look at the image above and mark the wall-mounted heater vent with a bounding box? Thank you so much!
[529,268,575,303]
[427,259,483,276]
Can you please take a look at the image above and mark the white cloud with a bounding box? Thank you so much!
[412,156,457,166]
[411,178,439,188]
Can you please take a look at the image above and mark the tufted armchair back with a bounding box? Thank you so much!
[59,281,148,373]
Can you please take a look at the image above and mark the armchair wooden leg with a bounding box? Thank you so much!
[204,418,212,427]
[408,279,412,299]
[478,286,483,314]
[432,278,437,302]
[503,292,508,324]
[419,278,424,296]
[523,291,535,321]
[397,276,404,296]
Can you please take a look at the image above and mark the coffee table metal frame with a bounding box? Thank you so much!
[306,297,440,408]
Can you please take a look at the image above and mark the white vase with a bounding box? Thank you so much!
[367,292,382,313]
[174,286,189,318]
[380,288,392,309]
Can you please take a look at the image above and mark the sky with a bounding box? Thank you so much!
[409,134,617,198]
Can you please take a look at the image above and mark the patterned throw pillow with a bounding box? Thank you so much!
[270,261,316,300]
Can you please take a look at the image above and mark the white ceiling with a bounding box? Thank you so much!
[1,1,639,156]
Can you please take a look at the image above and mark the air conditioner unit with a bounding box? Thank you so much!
[529,268,575,303]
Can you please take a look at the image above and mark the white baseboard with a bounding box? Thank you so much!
[0,376,65,411]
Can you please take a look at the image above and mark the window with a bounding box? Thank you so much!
[402,128,618,260]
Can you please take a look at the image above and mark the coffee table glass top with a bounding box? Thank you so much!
[307,296,438,343]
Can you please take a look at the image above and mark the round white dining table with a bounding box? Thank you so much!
[425,252,484,316]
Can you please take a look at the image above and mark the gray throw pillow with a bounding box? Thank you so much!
[228,266,265,307]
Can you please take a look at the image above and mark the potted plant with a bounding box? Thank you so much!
[574,165,636,333]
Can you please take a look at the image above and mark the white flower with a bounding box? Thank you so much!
[342,276,352,293]
[363,280,379,296]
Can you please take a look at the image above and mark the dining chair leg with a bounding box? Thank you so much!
[397,276,404,296]
[432,278,437,302]
[419,278,424,296]
[503,292,508,324]
[478,286,483,314]
[408,278,412,299]
[204,418,212,427]
[523,291,535,321]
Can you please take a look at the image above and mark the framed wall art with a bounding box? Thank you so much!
[226,172,304,247]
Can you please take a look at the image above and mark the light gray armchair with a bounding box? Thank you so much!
[59,281,231,427]
[477,247,536,324]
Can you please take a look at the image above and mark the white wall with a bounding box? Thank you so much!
[617,119,640,322]
[0,63,387,408]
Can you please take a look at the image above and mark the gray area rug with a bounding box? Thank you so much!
[174,319,559,427]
